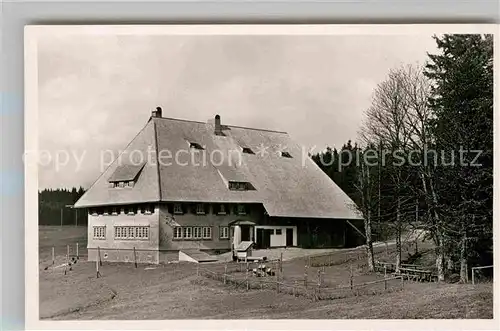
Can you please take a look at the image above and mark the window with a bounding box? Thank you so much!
[237,204,247,215]
[189,142,204,150]
[112,207,118,215]
[229,181,255,191]
[281,151,292,158]
[93,226,106,239]
[110,180,135,188]
[193,227,202,239]
[173,203,183,214]
[276,229,282,235]
[203,227,212,239]
[242,147,255,154]
[125,205,135,215]
[142,204,154,214]
[183,227,192,239]
[220,226,229,239]
[196,203,205,215]
[103,208,109,216]
[217,204,227,215]
[114,226,149,240]
[173,227,182,239]
[174,226,211,240]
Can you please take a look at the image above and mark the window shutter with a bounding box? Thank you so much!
[167,203,173,214]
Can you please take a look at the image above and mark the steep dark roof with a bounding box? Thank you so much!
[75,115,362,220]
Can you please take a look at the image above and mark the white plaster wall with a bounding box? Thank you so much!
[87,205,160,251]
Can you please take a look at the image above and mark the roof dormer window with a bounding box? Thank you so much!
[242,147,255,155]
[189,142,204,150]
[228,181,256,191]
[281,151,292,158]
[108,163,145,187]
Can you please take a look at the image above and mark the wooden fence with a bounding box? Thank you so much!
[197,266,404,301]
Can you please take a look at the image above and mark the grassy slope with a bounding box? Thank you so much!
[38,226,493,320]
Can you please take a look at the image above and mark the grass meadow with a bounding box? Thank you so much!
[38,225,493,320]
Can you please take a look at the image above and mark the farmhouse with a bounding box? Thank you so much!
[74,107,364,263]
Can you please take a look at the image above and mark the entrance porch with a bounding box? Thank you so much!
[229,220,298,253]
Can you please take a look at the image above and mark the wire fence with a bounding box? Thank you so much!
[197,265,404,302]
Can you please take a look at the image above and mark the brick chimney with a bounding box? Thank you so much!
[152,106,162,118]
[214,114,222,135]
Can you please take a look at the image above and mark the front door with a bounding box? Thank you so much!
[241,225,251,241]
[286,228,294,246]
[256,228,272,249]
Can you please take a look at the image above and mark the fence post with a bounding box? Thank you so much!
[384,278,387,291]
[67,244,72,270]
[304,264,308,289]
[133,247,138,268]
[246,261,249,273]
[384,265,387,278]
[350,265,353,291]
[98,246,102,266]
[76,243,79,260]
[96,258,100,278]
[52,246,55,265]
[472,268,475,285]
[317,269,321,287]
[280,252,283,273]
[401,276,404,289]
[64,247,69,275]
[246,270,249,291]
[224,264,227,284]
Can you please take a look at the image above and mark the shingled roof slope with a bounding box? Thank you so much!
[75,115,362,220]
[74,120,160,207]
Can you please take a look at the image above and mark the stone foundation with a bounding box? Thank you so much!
[88,248,160,264]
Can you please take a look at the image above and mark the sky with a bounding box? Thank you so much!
[37,33,438,189]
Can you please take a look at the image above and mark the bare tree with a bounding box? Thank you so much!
[354,154,375,272]
[360,64,426,273]
[399,65,448,281]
